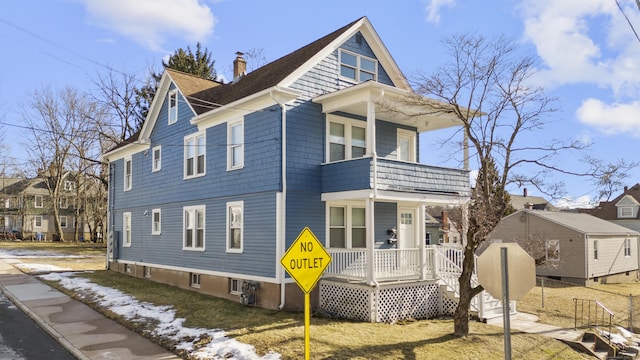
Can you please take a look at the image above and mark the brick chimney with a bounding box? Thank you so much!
[523,188,528,197]
[233,51,246,81]
[441,210,449,242]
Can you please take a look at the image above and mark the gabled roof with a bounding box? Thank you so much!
[508,209,640,236]
[582,183,640,220]
[509,194,557,211]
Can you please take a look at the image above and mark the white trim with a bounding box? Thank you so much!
[151,208,161,235]
[226,201,244,253]
[326,114,367,163]
[183,205,205,251]
[325,201,366,249]
[34,195,43,208]
[123,212,131,247]
[184,131,206,179]
[227,119,244,171]
[321,189,470,204]
[338,48,378,83]
[33,215,43,228]
[152,145,162,172]
[59,215,68,228]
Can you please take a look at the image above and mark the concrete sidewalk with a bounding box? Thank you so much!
[0,259,180,360]
[486,312,584,343]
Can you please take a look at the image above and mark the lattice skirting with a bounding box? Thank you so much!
[319,280,458,323]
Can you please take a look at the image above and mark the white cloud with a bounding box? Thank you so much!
[554,195,595,209]
[77,0,216,51]
[424,0,456,24]
[576,98,640,137]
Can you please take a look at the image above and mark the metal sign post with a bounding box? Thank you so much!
[501,247,512,360]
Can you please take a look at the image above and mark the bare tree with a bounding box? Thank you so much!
[22,86,98,242]
[407,34,590,337]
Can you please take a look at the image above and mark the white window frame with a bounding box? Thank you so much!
[168,90,178,124]
[64,181,74,191]
[190,273,201,288]
[226,201,244,253]
[624,238,632,257]
[151,208,161,235]
[152,145,162,172]
[326,202,366,249]
[227,119,244,170]
[338,49,377,83]
[545,239,559,262]
[230,278,244,294]
[34,215,42,228]
[183,205,205,251]
[593,239,598,261]
[619,206,634,218]
[123,212,131,247]
[124,156,132,191]
[34,195,43,208]
[184,132,206,179]
[59,197,68,209]
[326,115,367,163]
[397,129,416,162]
[59,216,68,228]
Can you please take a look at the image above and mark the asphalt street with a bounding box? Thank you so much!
[0,291,76,360]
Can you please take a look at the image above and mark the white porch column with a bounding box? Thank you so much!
[418,203,427,280]
[366,95,377,157]
[366,197,375,285]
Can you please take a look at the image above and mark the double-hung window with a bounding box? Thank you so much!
[59,197,68,209]
[123,212,131,247]
[34,216,42,228]
[328,203,366,248]
[168,90,178,124]
[34,195,43,208]
[184,132,206,178]
[226,201,243,253]
[227,120,244,170]
[151,209,161,235]
[593,240,598,261]
[339,49,377,83]
[183,205,205,250]
[152,146,161,172]
[124,157,132,191]
[60,216,68,228]
[327,116,367,162]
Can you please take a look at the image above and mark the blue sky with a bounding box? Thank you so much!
[1,0,639,207]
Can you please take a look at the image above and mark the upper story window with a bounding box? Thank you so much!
[168,90,178,124]
[124,157,132,191]
[184,132,206,178]
[64,181,74,191]
[327,116,366,162]
[339,49,377,83]
[152,145,162,172]
[227,120,244,170]
[59,197,68,209]
[619,206,635,218]
[397,129,416,162]
[34,195,43,208]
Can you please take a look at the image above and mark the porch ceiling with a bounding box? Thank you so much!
[312,82,463,132]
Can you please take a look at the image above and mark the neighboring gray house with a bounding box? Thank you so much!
[103,17,501,322]
[487,209,640,285]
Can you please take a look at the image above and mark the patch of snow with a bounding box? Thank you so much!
[0,249,100,259]
[38,272,280,360]
[15,263,72,273]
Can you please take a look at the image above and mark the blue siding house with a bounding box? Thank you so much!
[103,17,487,322]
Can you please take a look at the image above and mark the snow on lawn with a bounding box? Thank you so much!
[39,272,280,360]
[15,263,72,273]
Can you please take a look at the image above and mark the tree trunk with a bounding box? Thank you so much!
[453,244,483,337]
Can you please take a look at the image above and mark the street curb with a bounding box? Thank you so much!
[0,281,90,360]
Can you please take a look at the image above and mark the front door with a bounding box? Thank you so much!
[398,207,416,249]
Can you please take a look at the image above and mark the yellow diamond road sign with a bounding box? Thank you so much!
[281,227,331,293]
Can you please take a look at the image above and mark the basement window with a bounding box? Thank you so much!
[190,273,201,288]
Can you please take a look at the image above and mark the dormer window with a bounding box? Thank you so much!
[339,49,377,83]
[619,206,634,218]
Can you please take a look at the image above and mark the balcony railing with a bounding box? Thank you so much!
[321,157,470,196]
